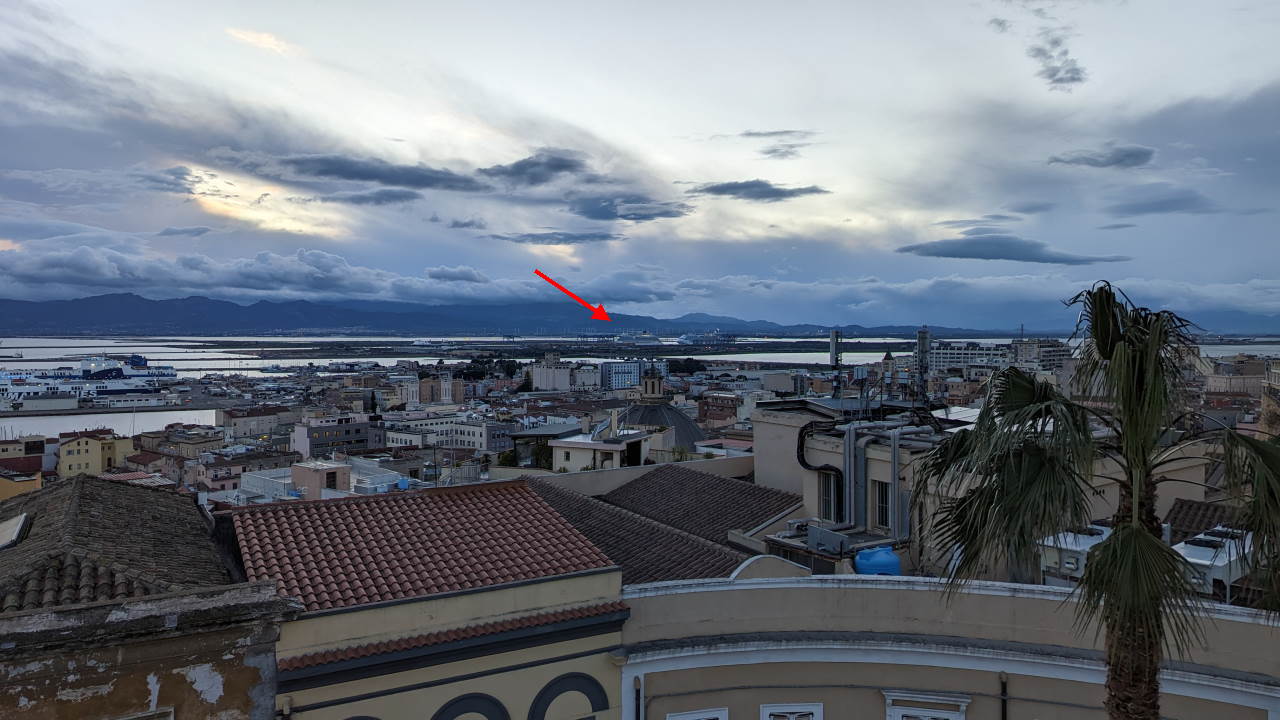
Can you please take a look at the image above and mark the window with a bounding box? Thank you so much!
[818,471,845,523]
[563,450,571,461]
[325,471,338,489]
[883,691,968,720]
[761,704,822,720]
[667,710,728,720]
[875,480,892,529]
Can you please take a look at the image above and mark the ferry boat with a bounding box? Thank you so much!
[0,355,175,402]
[0,341,21,359]
[615,331,663,346]
[676,331,737,345]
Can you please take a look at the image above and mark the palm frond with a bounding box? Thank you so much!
[1075,523,1205,656]
[1222,430,1280,610]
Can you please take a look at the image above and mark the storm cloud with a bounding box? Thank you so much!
[448,218,488,229]
[477,148,587,186]
[897,235,1129,265]
[687,179,830,202]
[279,154,491,192]
[1049,144,1155,168]
[425,264,489,283]
[565,194,692,221]
[316,188,424,205]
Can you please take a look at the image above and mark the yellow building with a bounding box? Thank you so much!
[56,430,136,477]
[223,480,628,719]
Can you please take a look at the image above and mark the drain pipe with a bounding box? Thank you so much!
[887,426,937,541]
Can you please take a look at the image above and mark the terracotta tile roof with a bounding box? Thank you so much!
[601,464,802,544]
[228,480,614,612]
[126,451,166,465]
[0,456,42,474]
[278,600,627,671]
[0,477,232,613]
[529,479,748,585]
[1164,498,1242,543]
[58,429,117,440]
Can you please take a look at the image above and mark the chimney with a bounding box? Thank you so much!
[580,415,591,434]
[610,408,619,438]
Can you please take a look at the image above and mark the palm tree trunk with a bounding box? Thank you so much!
[1104,474,1166,719]
[1104,619,1162,720]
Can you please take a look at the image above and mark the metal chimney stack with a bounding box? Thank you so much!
[829,329,842,400]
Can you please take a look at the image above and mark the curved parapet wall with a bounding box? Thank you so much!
[620,575,1280,720]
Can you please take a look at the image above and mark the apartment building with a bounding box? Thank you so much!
[290,412,384,460]
[55,429,135,477]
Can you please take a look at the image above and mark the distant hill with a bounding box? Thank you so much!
[25,292,1276,337]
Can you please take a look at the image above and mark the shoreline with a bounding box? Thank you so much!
[0,402,246,419]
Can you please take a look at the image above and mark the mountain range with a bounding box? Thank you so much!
[0,293,1020,337]
[0,293,1273,336]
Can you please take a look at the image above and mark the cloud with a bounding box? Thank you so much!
[448,218,487,229]
[425,265,489,283]
[1049,144,1156,168]
[1097,223,1137,230]
[1026,27,1087,90]
[1005,200,1055,213]
[156,226,213,237]
[489,231,621,245]
[565,194,692,221]
[687,179,830,202]
[897,235,1129,265]
[740,130,815,139]
[476,148,587,187]
[933,214,1020,228]
[759,142,811,160]
[316,188,423,205]
[988,18,1011,33]
[1102,183,1221,216]
[225,28,297,56]
[279,154,491,192]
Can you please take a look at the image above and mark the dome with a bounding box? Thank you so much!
[618,402,705,451]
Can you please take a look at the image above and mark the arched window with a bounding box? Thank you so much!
[527,673,609,720]
[429,693,511,720]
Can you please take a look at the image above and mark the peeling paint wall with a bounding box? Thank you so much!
[0,583,294,720]
[1,623,279,719]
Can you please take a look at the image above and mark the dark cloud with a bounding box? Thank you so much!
[448,218,487,229]
[687,179,830,202]
[476,148,587,187]
[759,142,811,160]
[316,188,423,205]
[156,226,212,237]
[131,166,196,194]
[1005,200,1055,213]
[1049,144,1155,168]
[428,213,441,222]
[279,154,490,192]
[740,130,815,139]
[1097,223,1137,230]
[489,231,621,245]
[934,215,1020,229]
[959,226,1008,236]
[1102,183,1221,217]
[988,17,1011,33]
[1026,27,1087,90]
[565,194,693,221]
[425,265,488,283]
[897,235,1129,265]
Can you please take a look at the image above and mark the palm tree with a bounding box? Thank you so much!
[912,282,1280,720]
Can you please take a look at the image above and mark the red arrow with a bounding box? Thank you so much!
[533,269,611,321]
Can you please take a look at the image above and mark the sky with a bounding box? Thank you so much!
[2,0,1279,329]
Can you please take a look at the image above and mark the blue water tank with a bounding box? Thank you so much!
[855,546,901,575]
[396,477,409,491]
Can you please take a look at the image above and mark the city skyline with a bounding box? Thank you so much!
[2,1,1280,327]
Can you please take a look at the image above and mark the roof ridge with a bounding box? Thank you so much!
[218,478,529,516]
[529,480,748,561]
[635,464,802,501]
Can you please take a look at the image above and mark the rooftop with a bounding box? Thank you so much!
[529,479,748,584]
[0,477,231,613]
[601,464,802,545]
[227,480,613,612]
